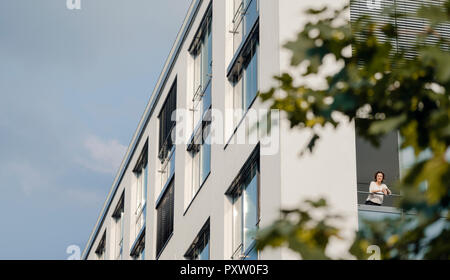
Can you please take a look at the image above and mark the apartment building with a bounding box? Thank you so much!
[82,0,430,260]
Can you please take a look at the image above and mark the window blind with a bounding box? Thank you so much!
[158,81,177,160]
[156,180,174,257]
[350,0,450,58]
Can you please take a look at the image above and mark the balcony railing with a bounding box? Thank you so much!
[192,79,212,124]
[135,202,146,239]
[232,1,244,32]
[158,125,175,161]
[231,0,259,55]
[159,146,175,191]
[231,241,258,260]
[357,190,402,208]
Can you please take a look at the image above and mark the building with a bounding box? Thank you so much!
[82,0,432,260]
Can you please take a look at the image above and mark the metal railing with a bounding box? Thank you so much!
[231,0,259,54]
[231,242,257,260]
[158,128,174,161]
[357,190,402,208]
[231,1,244,32]
[231,244,244,260]
[192,84,204,104]
[358,190,402,197]
[192,79,212,119]
[159,146,175,190]
[135,202,146,239]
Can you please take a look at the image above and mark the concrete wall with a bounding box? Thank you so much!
[276,0,358,259]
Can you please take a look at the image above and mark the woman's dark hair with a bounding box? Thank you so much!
[374,171,385,182]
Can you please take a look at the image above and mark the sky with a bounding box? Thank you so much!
[0,0,191,259]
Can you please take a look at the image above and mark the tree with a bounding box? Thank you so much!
[256,0,450,259]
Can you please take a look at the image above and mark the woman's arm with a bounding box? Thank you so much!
[381,185,391,195]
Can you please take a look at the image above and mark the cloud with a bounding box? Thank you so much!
[76,135,126,174]
[0,160,51,196]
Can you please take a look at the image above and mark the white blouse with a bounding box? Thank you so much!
[366,181,388,205]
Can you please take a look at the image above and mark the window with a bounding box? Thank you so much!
[350,0,450,59]
[130,229,145,260]
[95,231,106,260]
[228,26,259,127]
[242,41,258,111]
[158,80,177,161]
[190,6,212,126]
[156,179,174,257]
[188,118,211,201]
[226,147,260,260]
[112,194,125,260]
[185,219,210,260]
[231,0,259,55]
[158,80,177,192]
[399,136,431,192]
[133,142,148,239]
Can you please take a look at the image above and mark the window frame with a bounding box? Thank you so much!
[184,219,211,260]
[155,177,175,259]
[226,146,260,260]
[158,80,177,161]
[228,22,259,129]
[95,230,107,260]
[241,40,259,112]
[190,4,213,111]
[112,193,125,260]
[130,227,145,260]
[133,141,148,239]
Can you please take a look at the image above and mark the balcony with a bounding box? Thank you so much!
[353,126,447,248]
[356,128,401,203]
[355,126,406,218]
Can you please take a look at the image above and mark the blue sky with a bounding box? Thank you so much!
[0,0,191,259]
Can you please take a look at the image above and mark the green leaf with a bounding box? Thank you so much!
[368,114,407,135]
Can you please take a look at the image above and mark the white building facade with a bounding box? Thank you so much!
[82,0,414,260]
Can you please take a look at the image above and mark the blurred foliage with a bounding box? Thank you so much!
[256,0,450,259]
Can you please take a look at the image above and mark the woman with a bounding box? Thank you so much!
[365,171,391,206]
